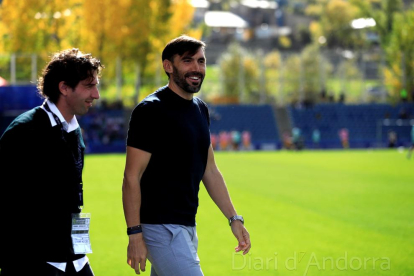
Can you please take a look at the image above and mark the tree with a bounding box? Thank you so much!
[0,0,81,53]
[0,0,198,104]
[283,54,301,103]
[80,0,196,104]
[382,9,414,102]
[307,0,361,49]
[351,0,414,102]
[264,50,282,104]
[336,56,362,102]
[282,44,332,104]
[350,0,403,47]
[0,0,82,81]
[218,43,259,103]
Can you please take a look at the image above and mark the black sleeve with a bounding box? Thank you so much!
[0,122,34,184]
[126,102,158,153]
[0,122,42,256]
[201,100,210,126]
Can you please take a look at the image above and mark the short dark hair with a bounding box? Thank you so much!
[37,48,103,103]
[162,35,206,77]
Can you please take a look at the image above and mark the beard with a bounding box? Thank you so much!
[172,65,204,93]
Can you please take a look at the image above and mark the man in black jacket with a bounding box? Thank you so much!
[0,49,103,276]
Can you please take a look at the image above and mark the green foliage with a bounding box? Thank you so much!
[326,78,381,103]
[351,0,403,47]
[301,45,325,101]
[282,45,333,104]
[0,0,198,104]
[382,9,414,102]
[337,59,361,80]
[351,0,414,102]
[283,54,302,103]
[335,57,363,100]
[263,51,282,104]
[308,0,363,48]
[212,42,370,105]
[218,43,260,103]
[304,0,414,103]
[200,65,222,101]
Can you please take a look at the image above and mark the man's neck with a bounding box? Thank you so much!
[168,82,194,100]
[55,100,74,123]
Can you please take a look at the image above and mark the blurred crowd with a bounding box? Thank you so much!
[210,130,252,151]
[78,102,126,151]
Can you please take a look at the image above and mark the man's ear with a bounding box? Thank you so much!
[58,81,69,96]
[163,59,173,75]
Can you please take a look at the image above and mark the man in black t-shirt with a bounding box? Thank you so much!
[123,35,251,275]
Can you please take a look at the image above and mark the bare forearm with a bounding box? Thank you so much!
[202,146,251,254]
[203,169,237,219]
[122,175,142,227]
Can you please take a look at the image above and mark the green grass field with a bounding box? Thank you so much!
[82,150,414,276]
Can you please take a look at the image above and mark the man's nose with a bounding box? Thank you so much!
[92,87,100,99]
[192,62,205,73]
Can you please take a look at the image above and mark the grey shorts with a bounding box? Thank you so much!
[141,224,204,276]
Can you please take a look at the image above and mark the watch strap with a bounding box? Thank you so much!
[229,215,244,226]
[127,225,142,235]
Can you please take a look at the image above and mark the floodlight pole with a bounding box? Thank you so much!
[361,51,367,103]
[155,58,162,88]
[299,52,304,103]
[259,50,266,104]
[31,54,37,84]
[116,56,122,101]
[134,63,141,106]
[402,52,407,92]
[10,53,16,85]
[279,54,285,106]
[319,50,324,93]
[239,55,245,103]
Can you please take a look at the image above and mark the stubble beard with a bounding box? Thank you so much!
[172,66,204,94]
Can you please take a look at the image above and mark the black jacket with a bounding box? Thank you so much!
[0,107,85,266]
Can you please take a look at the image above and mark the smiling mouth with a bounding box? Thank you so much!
[186,74,203,84]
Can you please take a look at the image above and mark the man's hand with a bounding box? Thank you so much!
[127,233,148,274]
[231,220,251,255]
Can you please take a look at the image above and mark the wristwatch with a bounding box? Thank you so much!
[229,215,244,226]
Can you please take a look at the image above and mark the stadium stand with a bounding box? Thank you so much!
[1,86,413,152]
[0,86,43,134]
[0,86,43,110]
[288,103,414,148]
[0,86,127,153]
[77,108,127,153]
[209,104,280,149]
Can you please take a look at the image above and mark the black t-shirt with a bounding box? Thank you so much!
[127,86,211,226]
